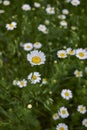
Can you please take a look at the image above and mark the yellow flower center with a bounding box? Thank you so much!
[9,23,14,28]
[69,50,74,55]
[61,110,66,115]
[85,121,87,125]
[59,127,65,130]
[20,81,24,86]
[32,75,37,80]
[26,45,30,48]
[78,52,84,57]
[32,56,41,64]
[76,71,81,76]
[35,42,39,45]
[73,2,78,5]
[59,53,66,57]
[80,107,85,111]
[65,92,69,97]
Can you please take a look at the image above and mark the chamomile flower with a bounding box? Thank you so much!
[46,5,55,14]
[56,123,68,130]
[33,42,42,49]
[66,48,75,55]
[17,79,27,88]
[71,0,80,6]
[6,22,17,30]
[28,72,41,84]
[3,0,10,6]
[42,78,47,84]
[62,9,69,15]
[58,14,66,20]
[27,50,46,66]
[23,43,33,51]
[0,10,5,14]
[38,24,48,34]
[60,20,67,27]
[77,105,86,114]
[57,50,67,58]
[22,4,31,11]
[27,104,32,109]
[82,119,87,127]
[58,107,69,118]
[75,48,87,60]
[34,2,40,8]
[61,89,73,100]
[13,80,18,86]
[52,113,59,120]
[74,70,83,77]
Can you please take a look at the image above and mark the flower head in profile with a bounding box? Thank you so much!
[46,5,55,14]
[74,70,83,77]
[33,42,42,49]
[57,50,67,58]
[42,78,47,85]
[66,48,75,55]
[38,24,48,34]
[71,0,80,6]
[58,106,69,118]
[58,14,66,20]
[28,72,41,84]
[61,89,73,100]
[56,123,68,130]
[77,105,86,114]
[6,22,17,30]
[23,43,33,51]
[22,4,31,11]
[27,50,46,66]
[75,48,87,60]
[82,119,87,127]
[17,79,27,88]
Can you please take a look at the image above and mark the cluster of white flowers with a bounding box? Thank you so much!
[38,24,48,34]
[57,48,87,59]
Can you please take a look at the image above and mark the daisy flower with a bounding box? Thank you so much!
[58,106,69,118]
[27,50,46,66]
[66,48,75,55]
[6,22,17,30]
[0,10,5,14]
[23,43,33,51]
[75,48,87,60]
[3,0,10,6]
[74,70,83,77]
[57,50,67,58]
[52,113,59,120]
[42,78,47,84]
[17,79,27,88]
[33,42,42,49]
[28,72,41,84]
[71,0,80,6]
[60,21,67,27]
[82,119,87,127]
[61,89,73,100]
[34,2,40,8]
[56,123,68,130]
[77,105,86,114]
[62,9,69,15]
[22,4,31,11]
[46,5,55,14]
[38,24,48,34]
[58,15,66,20]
